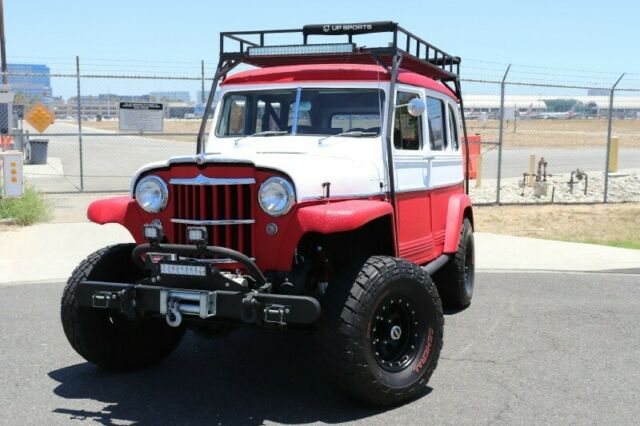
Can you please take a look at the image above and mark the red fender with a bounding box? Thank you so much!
[296,200,393,234]
[272,199,394,270]
[87,196,145,241]
[443,193,473,253]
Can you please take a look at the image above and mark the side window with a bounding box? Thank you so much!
[218,95,247,136]
[427,97,447,151]
[448,104,459,150]
[394,92,422,150]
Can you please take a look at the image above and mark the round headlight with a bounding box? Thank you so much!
[259,177,294,217]
[135,175,168,213]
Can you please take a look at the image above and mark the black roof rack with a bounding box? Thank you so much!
[197,22,470,195]
[218,21,461,82]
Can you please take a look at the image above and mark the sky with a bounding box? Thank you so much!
[4,0,640,98]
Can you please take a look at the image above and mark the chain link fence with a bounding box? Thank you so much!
[2,58,640,204]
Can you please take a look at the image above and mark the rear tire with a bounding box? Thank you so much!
[434,218,475,309]
[61,244,185,370]
[318,256,444,406]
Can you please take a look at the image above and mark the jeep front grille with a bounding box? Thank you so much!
[169,176,255,257]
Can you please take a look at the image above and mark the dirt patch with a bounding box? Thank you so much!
[467,118,640,148]
[87,119,204,133]
[61,118,640,148]
[474,203,640,249]
[79,119,209,142]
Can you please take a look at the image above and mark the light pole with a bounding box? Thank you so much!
[0,0,7,85]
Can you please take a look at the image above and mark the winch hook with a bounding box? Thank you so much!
[165,299,183,327]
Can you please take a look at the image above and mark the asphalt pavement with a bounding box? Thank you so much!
[1,271,638,425]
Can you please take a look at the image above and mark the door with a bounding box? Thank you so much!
[393,90,435,264]
[424,95,464,252]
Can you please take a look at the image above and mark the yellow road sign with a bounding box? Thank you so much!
[25,102,55,133]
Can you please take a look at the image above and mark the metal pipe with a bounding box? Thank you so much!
[496,64,511,204]
[196,59,239,155]
[603,72,625,203]
[0,0,7,85]
[76,56,84,191]
[423,254,450,275]
[200,60,205,104]
[132,243,266,284]
[384,54,403,254]
[455,78,471,194]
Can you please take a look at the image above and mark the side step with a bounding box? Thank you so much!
[423,254,450,275]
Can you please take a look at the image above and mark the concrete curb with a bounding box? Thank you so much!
[1,224,639,285]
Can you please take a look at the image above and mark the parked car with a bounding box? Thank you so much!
[61,22,475,405]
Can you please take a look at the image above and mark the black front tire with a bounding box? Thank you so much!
[61,244,185,370]
[318,256,444,406]
[434,218,475,309]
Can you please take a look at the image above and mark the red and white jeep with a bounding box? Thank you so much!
[61,22,474,405]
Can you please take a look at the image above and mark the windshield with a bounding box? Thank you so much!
[215,88,385,137]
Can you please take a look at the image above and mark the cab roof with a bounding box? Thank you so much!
[222,64,458,100]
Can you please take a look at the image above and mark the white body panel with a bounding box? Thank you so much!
[131,81,464,200]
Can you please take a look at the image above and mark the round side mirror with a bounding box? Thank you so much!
[407,98,426,117]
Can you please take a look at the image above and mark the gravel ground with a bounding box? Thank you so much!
[470,170,640,203]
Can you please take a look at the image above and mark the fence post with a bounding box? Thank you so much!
[603,73,625,203]
[76,55,84,192]
[496,64,511,204]
[201,60,205,104]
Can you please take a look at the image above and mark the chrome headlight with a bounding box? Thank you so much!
[258,177,294,216]
[135,175,168,213]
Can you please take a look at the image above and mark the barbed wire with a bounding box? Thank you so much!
[5,56,640,93]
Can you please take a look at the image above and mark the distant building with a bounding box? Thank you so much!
[149,91,191,103]
[197,89,222,104]
[7,63,52,103]
[166,102,195,118]
[464,95,640,119]
[587,88,610,96]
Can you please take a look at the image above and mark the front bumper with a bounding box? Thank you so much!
[75,242,321,328]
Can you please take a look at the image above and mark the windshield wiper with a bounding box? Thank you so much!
[333,130,378,137]
[235,130,288,144]
[248,130,288,137]
[319,130,378,143]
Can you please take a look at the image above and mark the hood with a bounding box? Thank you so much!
[131,150,384,201]
[223,151,384,201]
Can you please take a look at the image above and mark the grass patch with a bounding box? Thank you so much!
[475,203,640,250]
[0,187,51,225]
[586,240,640,250]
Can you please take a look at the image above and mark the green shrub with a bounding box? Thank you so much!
[0,187,51,225]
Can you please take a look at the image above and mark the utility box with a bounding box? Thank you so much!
[1,151,24,198]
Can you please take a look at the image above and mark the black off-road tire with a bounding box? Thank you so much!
[318,256,444,406]
[61,244,185,370]
[434,218,475,309]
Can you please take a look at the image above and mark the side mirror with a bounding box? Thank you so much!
[395,98,426,117]
[407,98,426,116]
